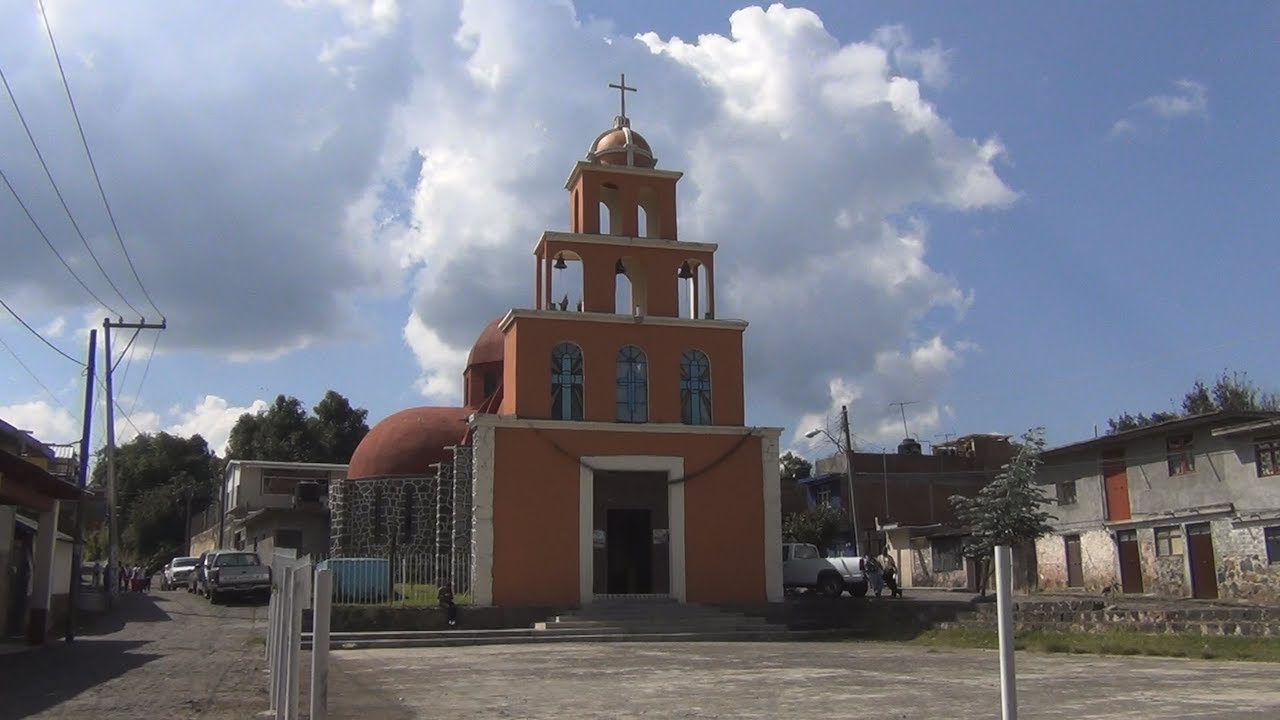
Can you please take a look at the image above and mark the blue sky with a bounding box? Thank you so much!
[1,1,1277,461]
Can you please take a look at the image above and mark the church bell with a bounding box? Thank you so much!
[677,261,694,279]
[553,254,568,270]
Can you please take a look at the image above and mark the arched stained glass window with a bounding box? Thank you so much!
[551,342,585,421]
[616,345,648,423]
[680,349,712,425]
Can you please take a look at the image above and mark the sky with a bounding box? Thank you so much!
[1,1,1278,464]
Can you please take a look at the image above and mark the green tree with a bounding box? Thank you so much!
[779,451,812,483]
[1107,370,1279,434]
[950,427,1056,596]
[90,432,221,568]
[783,504,846,556]
[226,391,369,463]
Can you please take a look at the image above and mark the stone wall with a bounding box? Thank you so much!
[1215,521,1280,604]
[329,475,439,557]
[908,539,969,589]
[1036,529,1118,592]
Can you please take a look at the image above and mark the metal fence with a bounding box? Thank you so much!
[315,549,472,607]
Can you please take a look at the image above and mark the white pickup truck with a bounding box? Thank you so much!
[782,542,868,597]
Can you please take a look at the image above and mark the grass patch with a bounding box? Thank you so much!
[910,628,1280,663]
[334,583,471,609]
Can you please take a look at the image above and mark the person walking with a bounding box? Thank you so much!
[879,549,903,598]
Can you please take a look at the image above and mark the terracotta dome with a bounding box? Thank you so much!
[466,317,505,368]
[346,406,471,480]
[587,117,656,168]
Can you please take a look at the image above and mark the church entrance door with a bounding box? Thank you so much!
[606,509,652,594]
[592,471,670,596]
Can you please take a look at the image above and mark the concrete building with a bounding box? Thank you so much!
[1037,411,1280,603]
[800,434,1014,589]
[191,460,347,560]
[0,419,81,644]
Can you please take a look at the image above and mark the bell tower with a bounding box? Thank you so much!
[534,74,716,320]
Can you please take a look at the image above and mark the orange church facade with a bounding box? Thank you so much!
[338,89,782,608]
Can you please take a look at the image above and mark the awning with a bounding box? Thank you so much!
[0,449,81,512]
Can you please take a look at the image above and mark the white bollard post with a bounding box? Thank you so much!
[994,545,1018,720]
[287,564,305,720]
[311,568,333,720]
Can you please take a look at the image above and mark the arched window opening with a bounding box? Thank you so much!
[638,206,649,238]
[677,260,696,319]
[549,251,585,311]
[696,262,710,319]
[551,342,585,421]
[402,485,417,543]
[483,371,498,399]
[680,349,712,425]
[638,186,661,239]
[599,201,612,235]
[615,259,633,315]
[616,345,648,423]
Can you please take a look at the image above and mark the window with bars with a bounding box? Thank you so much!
[816,488,831,506]
[615,345,648,423]
[680,349,712,425]
[1154,525,1184,557]
[1255,437,1280,477]
[551,342,585,421]
[932,537,964,573]
[1056,480,1077,505]
[1166,434,1195,476]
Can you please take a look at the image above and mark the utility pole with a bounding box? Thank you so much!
[838,405,861,555]
[66,329,96,642]
[103,317,166,598]
[888,401,919,438]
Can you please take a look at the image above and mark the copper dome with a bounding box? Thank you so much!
[346,406,471,480]
[587,117,656,168]
[466,317,505,368]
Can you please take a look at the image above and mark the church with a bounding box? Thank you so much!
[330,78,784,608]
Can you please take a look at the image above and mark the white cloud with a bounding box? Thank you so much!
[168,395,269,454]
[371,2,1012,442]
[872,25,951,89]
[1141,78,1208,118]
[40,316,68,339]
[1110,78,1208,138]
[0,400,79,445]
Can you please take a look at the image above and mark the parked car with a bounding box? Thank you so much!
[782,542,868,597]
[204,551,271,604]
[162,556,200,591]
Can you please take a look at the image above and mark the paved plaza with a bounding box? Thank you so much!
[329,639,1280,719]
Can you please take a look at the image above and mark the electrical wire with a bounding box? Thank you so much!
[37,0,162,320]
[0,62,141,318]
[0,332,71,411]
[0,295,84,366]
[0,165,121,316]
[93,372,144,438]
[126,331,160,418]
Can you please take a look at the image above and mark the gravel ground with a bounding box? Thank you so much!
[329,640,1280,719]
[0,588,269,719]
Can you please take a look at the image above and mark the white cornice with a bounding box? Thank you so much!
[469,414,782,437]
[499,308,747,332]
[536,230,717,254]
[564,160,683,189]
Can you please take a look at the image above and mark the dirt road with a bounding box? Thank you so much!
[0,589,268,719]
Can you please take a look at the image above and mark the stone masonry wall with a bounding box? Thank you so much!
[1215,521,1280,604]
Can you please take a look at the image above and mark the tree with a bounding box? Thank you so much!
[783,504,846,556]
[90,432,221,568]
[1107,370,1279,434]
[226,391,370,463]
[950,427,1056,596]
[779,451,812,483]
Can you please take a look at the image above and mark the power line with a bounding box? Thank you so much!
[93,372,143,438]
[0,62,141,318]
[112,326,140,373]
[37,0,162,320]
[0,332,71,411]
[126,331,160,418]
[0,165,121,316]
[0,295,83,366]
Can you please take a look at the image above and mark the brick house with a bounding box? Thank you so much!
[1036,411,1280,603]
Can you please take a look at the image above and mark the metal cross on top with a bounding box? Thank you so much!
[609,73,637,119]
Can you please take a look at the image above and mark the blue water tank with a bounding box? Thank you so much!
[316,558,391,603]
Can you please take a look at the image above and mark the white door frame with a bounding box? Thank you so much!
[579,456,685,603]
